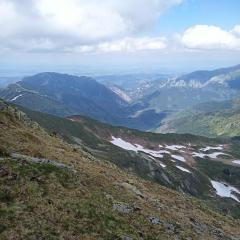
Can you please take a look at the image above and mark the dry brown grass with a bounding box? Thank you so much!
[0,103,240,239]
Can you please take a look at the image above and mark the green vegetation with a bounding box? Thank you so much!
[0,159,135,239]
[157,99,240,138]
[196,157,240,219]
[17,106,226,198]
[1,100,240,239]
[196,159,240,188]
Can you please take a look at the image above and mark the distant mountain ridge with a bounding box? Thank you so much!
[1,64,240,133]
[162,64,240,89]
[0,72,129,121]
[138,64,240,113]
[0,72,166,130]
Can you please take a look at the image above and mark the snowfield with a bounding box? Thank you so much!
[110,137,240,202]
[211,180,240,202]
[110,137,233,172]
[111,137,165,158]
[110,137,139,152]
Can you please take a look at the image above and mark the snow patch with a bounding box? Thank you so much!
[200,146,223,152]
[192,152,205,158]
[171,154,186,162]
[192,152,227,159]
[159,163,166,168]
[111,137,168,158]
[158,150,171,154]
[208,152,227,159]
[176,166,191,173]
[211,180,240,202]
[10,94,23,101]
[233,160,240,165]
[165,145,186,151]
[109,86,131,102]
[111,137,138,152]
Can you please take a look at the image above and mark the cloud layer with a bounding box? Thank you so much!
[0,0,239,54]
[74,37,167,53]
[0,0,182,52]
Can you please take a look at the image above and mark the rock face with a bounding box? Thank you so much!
[11,153,74,171]
[113,203,133,214]
[148,216,161,225]
[120,182,145,198]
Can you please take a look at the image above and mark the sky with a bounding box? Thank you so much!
[0,0,240,75]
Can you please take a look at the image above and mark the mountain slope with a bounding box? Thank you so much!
[1,101,240,239]
[14,104,240,219]
[176,64,240,85]
[1,72,128,120]
[0,73,166,131]
[157,99,240,138]
[139,64,240,113]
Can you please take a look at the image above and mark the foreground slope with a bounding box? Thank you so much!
[1,100,240,239]
[17,106,240,219]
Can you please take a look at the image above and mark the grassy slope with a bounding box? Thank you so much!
[1,101,240,239]
[16,106,225,198]
[11,104,240,218]
[18,105,221,145]
[157,99,240,138]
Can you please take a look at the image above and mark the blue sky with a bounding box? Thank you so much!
[155,0,240,33]
[0,0,240,74]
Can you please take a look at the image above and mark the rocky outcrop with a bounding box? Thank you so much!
[11,153,75,171]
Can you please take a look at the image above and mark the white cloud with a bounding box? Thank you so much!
[0,0,182,52]
[181,25,240,50]
[232,25,240,37]
[2,1,239,55]
[74,37,167,53]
